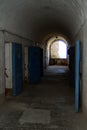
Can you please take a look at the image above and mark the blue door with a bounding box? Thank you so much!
[75,41,80,112]
[12,43,23,96]
[28,46,41,83]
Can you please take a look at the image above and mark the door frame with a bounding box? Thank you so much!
[75,40,80,112]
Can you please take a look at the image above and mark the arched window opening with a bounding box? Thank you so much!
[51,40,67,59]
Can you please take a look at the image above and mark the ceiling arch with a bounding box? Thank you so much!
[0,0,85,43]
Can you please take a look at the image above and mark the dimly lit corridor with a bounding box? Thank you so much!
[0,0,87,129]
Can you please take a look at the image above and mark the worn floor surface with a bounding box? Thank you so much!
[0,65,87,130]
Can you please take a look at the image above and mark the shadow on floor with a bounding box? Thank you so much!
[0,65,86,130]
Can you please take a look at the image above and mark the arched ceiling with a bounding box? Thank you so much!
[0,0,86,43]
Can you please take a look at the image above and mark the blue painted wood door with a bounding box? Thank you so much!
[12,43,23,96]
[28,46,41,83]
[75,41,80,112]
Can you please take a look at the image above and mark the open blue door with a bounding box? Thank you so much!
[28,46,41,83]
[12,43,23,96]
[75,41,80,112]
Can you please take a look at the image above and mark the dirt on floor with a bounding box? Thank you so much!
[0,65,87,130]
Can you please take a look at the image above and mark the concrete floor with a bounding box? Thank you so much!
[0,65,87,130]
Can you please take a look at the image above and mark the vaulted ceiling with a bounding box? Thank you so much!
[0,0,86,43]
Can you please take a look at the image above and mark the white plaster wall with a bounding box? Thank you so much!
[0,31,5,97]
[5,43,12,89]
[74,19,87,114]
[81,21,87,114]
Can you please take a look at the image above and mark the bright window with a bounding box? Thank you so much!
[51,40,67,59]
[58,41,67,59]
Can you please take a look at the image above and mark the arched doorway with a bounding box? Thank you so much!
[50,40,68,65]
[46,35,69,67]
